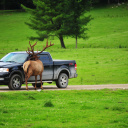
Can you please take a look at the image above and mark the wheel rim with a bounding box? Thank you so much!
[60,75,67,86]
[12,77,21,89]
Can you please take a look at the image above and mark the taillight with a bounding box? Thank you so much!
[75,64,77,70]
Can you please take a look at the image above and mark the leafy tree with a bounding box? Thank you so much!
[22,0,92,48]
[22,0,66,48]
[64,0,92,48]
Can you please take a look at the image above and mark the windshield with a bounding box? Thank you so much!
[1,53,28,63]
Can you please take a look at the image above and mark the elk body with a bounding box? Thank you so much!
[23,40,54,90]
[23,60,44,90]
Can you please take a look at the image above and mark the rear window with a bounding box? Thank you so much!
[38,54,50,63]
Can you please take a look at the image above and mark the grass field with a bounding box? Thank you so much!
[0,3,128,86]
[0,89,128,128]
[0,3,128,128]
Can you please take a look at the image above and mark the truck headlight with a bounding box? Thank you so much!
[0,68,9,72]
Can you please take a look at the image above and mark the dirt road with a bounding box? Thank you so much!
[0,84,128,92]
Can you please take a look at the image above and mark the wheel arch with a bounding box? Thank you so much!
[9,70,24,83]
[57,68,70,79]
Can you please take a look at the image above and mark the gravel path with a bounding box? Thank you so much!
[0,84,128,92]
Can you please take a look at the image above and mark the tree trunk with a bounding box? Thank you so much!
[76,35,77,48]
[59,35,66,48]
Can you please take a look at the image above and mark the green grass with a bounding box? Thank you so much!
[86,4,128,48]
[0,4,128,128]
[49,48,128,85]
[0,89,128,128]
[0,3,128,85]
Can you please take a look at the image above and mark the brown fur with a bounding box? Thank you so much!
[23,40,54,90]
[23,60,44,90]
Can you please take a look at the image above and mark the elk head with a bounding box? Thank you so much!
[23,39,54,90]
[26,39,54,60]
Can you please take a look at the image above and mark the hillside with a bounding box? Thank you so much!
[0,4,128,85]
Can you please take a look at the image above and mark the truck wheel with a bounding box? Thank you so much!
[8,74,22,90]
[32,83,43,88]
[56,73,68,88]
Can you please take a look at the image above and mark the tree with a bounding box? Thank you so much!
[64,0,91,48]
[22,0,92,48]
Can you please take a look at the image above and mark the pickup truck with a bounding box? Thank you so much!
[0,51,77,90]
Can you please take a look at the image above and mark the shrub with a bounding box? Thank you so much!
[44,100,54,107]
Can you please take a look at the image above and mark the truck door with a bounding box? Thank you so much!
[39,54,53,80]
[28,53,53,82]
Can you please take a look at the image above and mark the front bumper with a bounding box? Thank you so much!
[0,72,10,85]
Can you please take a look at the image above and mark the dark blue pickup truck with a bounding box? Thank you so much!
[0,51,77,90]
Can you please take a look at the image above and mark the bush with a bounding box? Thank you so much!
[44,100,54,107]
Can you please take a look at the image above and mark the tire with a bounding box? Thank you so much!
[32,83,43,88]
[8,74,22,90]
[56,73,68,88]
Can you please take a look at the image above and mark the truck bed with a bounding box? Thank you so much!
[53,60,76,65]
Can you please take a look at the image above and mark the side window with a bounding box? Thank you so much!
[39,54,50,63]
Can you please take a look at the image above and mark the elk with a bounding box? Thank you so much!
[23,40,54,90]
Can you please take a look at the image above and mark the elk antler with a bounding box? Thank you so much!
[26,41,37,55]
[35,39,54,55]
[26,39,54,60]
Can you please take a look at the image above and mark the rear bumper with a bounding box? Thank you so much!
[74,73,78,78]
[69,73,78,79]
